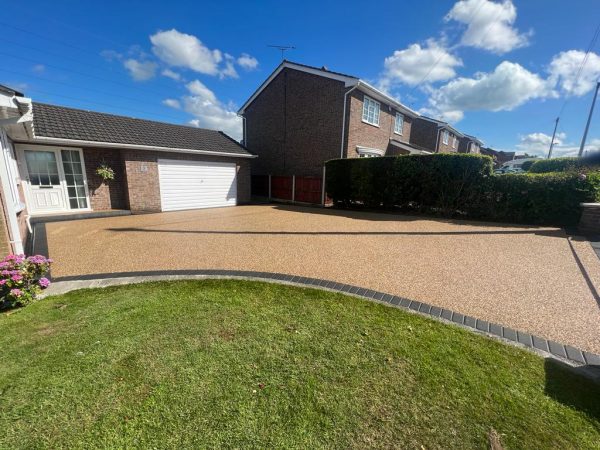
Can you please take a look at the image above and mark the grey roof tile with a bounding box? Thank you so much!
[32,103,252,157]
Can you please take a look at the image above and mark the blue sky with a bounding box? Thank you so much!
[2,0,599,156]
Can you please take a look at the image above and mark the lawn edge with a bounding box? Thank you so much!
[43,270,600,382]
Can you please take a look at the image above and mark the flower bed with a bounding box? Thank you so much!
[0,254,52,308]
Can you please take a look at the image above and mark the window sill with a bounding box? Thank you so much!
[394,131,403,136]
[361,119,380,128]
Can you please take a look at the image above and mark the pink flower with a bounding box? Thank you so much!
[1,270,10,276]
[10,288,22,297]
[11,274,23,282]
[0,279,6,285]
[38,277,50,288]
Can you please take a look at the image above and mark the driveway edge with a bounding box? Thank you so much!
[45,269,600,381]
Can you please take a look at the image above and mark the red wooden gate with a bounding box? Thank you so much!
[271,176,293,200]
[294,176,322,204]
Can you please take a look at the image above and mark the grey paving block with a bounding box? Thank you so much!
[440,309,453,321]
[349,286,360,294]
[429,306,442,317]
[489,323,502,337]
[452,313,464,324]
[583,351,600,366]
[475,320,489,332]
[517,331,533,347]
[409,301,422,311]
[400,298,411,308]
[373,292,385,301]
[548,341,567,358]
[502,327,517,342]
[532,335,549,352]
[382,294,393,303]
[356,288,368,297]
[390,296,401,306]
[418,303,432,314]
[464,316,476,328]
[565,345,586,364]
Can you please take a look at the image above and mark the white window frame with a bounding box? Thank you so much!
[394,112,404,135]
[452,135,458,149]
[442,130,449,145]
[362,95,380,127]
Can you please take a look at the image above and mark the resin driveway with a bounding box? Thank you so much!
[37,205,600,354]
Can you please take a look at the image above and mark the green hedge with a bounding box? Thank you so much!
[529,157,582,173]
[326,154,600,225]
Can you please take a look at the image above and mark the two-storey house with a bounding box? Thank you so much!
[409,116,464,154]
[458,134,483,154]
[238,61,425,177]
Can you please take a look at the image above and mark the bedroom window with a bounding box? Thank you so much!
[362,96,380,126]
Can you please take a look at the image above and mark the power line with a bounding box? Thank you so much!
[0,51,176,99]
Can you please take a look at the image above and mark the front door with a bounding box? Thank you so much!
[20,147,90,214]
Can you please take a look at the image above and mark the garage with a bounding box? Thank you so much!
[158,159,237,211]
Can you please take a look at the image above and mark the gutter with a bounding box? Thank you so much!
[340,85,359,158]
[17,136,257,158]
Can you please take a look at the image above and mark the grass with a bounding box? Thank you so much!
[0,280,598,449]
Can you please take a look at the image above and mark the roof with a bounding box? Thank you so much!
[0,84,24,97]
[237,60,418,117]
[463,134,483,145]
[417,116,465,138]
[31,103,253,157]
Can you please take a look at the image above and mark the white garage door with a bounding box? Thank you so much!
[158,159,237,211]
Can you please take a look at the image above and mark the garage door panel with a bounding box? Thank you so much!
[158,159,237,212]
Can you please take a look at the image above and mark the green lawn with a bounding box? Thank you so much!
[0,280,598,449]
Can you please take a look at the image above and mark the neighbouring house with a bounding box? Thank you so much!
[238,61,426,179]
[409,116,464,154]
[458,134,483,154]
[480,147,516,168]
[0,85,255,255]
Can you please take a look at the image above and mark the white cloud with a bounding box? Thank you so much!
[123,59,158,81]
[237,53,259,70]
[446,0,530,54]
[221,54,239,79]
[162,98,181,109]
[426,61,554,122]
[150,29,227,76]
[182,79,241,140]
[548,50,600,97]
[161,68,181,81]
[379,40,462,89]
[32,64,45,73]
[516,132,600,158]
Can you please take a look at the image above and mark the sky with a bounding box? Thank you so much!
[2,0,600,157]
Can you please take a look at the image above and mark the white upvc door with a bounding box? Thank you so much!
[17,145,91,215]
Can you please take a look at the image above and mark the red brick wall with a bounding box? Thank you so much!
[244,68,346,176]
[344,90,413,158]
[409,118,459,153]
[83,148,127,210]
[122,149,251,213]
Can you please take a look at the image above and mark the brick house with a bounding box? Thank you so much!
[0,85,254,255]
[480,147,516,168]
[409,116,464,154]
[238,61,425,178]
[458,135,483,154]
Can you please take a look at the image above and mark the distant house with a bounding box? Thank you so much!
[238,61,426,178]
[480,147,516,168]
[409,116,464,154]
[458,135,483,154]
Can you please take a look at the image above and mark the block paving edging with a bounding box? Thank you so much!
[46,269,600,378]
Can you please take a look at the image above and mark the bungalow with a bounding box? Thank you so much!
[0,85,255,255]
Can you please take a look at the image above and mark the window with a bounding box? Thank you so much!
[362,96,380,126]
[394,112,404,135]
[61,150,88,209]
[442,130,449,145]
[24,151,60,186]
[452,136,458,149]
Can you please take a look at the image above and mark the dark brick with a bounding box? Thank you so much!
[440,309,453,321]
[452,313,465,324]
[489,323,502,337]
[548,341,567,358]
[503,327,517,342]
[390,296,401,306]
[583,351,600,366]
[409,301,422,311]
[400,298,411,308]
[464,316,476,328]
[418,303,432,314]
[475,320,489,332]
[565,346,586,364]
[532,336,549,352]
[517,332,533,347]
[429,306,442,317]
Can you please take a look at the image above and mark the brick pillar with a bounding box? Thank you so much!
[578,203,600,234]
[122,150,162,213]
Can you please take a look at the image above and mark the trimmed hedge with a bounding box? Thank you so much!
[529,156,600,173]
[326,154,600,225]
[327,153,493,215]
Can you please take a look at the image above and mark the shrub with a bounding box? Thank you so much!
[0,254,52,308]
[325,155,600,225]
[472,172,600,225]
[326,154,493,214]
[528,155,600,174]
[520,160,536,172]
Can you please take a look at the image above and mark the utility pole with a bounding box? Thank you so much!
[547,117,559,159]
[579,80,600,157]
